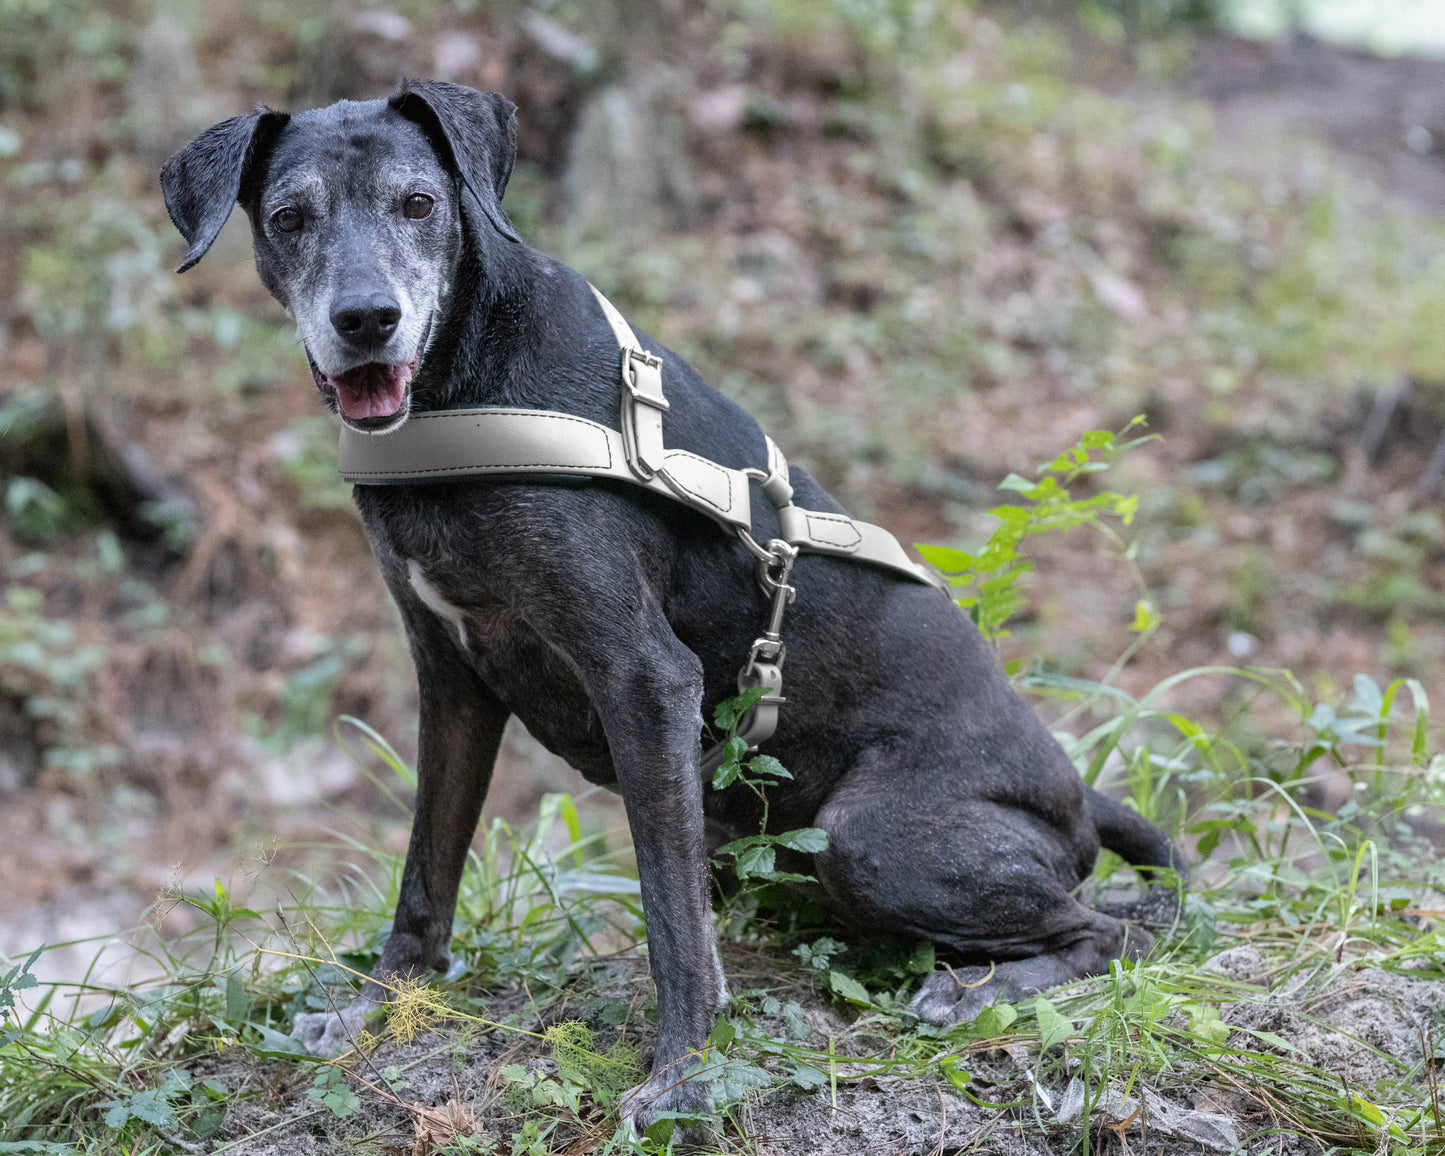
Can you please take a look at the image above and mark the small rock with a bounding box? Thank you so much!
[1200,944,1266,983]
[1054,1077,1238,1151]
[691,85,747,133]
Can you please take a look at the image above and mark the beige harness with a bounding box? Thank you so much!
[339,285,945,593]
[337,285,946,769]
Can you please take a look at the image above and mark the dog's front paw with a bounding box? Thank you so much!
[907,966,1001,1026]
[619,1068,716,1145]
[292,997,378,1056]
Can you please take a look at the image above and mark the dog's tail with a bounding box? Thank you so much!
[1085,786,1188,926]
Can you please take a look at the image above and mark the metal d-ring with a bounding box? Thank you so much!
[735,524,776,564]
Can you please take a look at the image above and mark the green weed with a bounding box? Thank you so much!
[918,416,1156,646]
[706,688,830,887]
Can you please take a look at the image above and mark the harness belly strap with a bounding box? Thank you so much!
[336,285,946,593]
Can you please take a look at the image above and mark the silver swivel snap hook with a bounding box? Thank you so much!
[699,538,797,779]
[747,539,797,671]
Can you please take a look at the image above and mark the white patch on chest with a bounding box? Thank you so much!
[407,559,469,649]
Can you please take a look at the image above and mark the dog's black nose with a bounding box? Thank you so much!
[330,294,402,345]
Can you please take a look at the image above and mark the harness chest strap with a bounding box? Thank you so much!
[336,286,946,593]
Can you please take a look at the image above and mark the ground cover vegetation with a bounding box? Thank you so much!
[1,0,1443,1151]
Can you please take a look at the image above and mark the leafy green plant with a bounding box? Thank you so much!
[101,1068,192,1133]
[4,477,69,542]
[0,949,39,1048]
[918,417,1156,645]
[706,688,829,885]
[0,586,118,778]
[306,1063,361,1118]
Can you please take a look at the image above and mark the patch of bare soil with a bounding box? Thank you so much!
[1191,34,1445,214]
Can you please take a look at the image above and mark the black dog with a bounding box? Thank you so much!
[161,80,1181,1131]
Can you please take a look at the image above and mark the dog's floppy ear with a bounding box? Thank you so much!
[390,79,520,244]
[160,107,290,273]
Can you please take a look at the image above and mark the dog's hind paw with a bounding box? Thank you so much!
[1097,885,1182,928]
[907,966,1002,1025]
[291,997,378,1056]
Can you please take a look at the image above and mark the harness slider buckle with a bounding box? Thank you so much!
[623,349,669,410]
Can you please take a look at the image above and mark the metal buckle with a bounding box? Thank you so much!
[623,349,669,409]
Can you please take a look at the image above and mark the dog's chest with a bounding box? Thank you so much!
[406,560,514,648]
[402,556,614,779]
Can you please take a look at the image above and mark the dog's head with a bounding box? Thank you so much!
[160,80,518,433]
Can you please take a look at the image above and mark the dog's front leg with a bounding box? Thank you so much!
[294,600,508,1055]
[567,634,725,1134]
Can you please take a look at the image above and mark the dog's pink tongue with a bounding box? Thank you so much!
[332,363,410,420]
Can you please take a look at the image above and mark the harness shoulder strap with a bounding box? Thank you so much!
[590,283,668,480]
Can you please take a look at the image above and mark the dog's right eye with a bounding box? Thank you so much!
[272,208,303,233]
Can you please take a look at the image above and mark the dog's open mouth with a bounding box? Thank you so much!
[330,361,413,421]
[309,329,429,432]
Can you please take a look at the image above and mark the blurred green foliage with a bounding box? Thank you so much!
[921,419,1153,642]
[0,585,120,776]
[272,417,352,510]
[0,0,125,108]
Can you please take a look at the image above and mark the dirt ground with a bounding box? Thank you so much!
[1191,34,1445,214]
[199,947,1444,1155]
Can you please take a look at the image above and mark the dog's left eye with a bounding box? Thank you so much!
[403,194,434,220]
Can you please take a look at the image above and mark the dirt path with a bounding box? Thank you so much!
[1191,34,1445,213]
[203,948,1444,1155]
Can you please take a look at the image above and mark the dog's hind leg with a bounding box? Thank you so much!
[1085,786,1188,926]
[293,595,509,1056]
[905,919,1149,1025]
[814,783,1153,1026]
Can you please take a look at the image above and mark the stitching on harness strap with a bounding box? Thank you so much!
[804,512,863,551]
[660,451,734,514]
[342,411,614,477]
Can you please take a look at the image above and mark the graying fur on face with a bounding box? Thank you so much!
[262,159,450,379]
[244,102,463,432]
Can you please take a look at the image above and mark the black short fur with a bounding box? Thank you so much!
[161,80,1186,1133]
